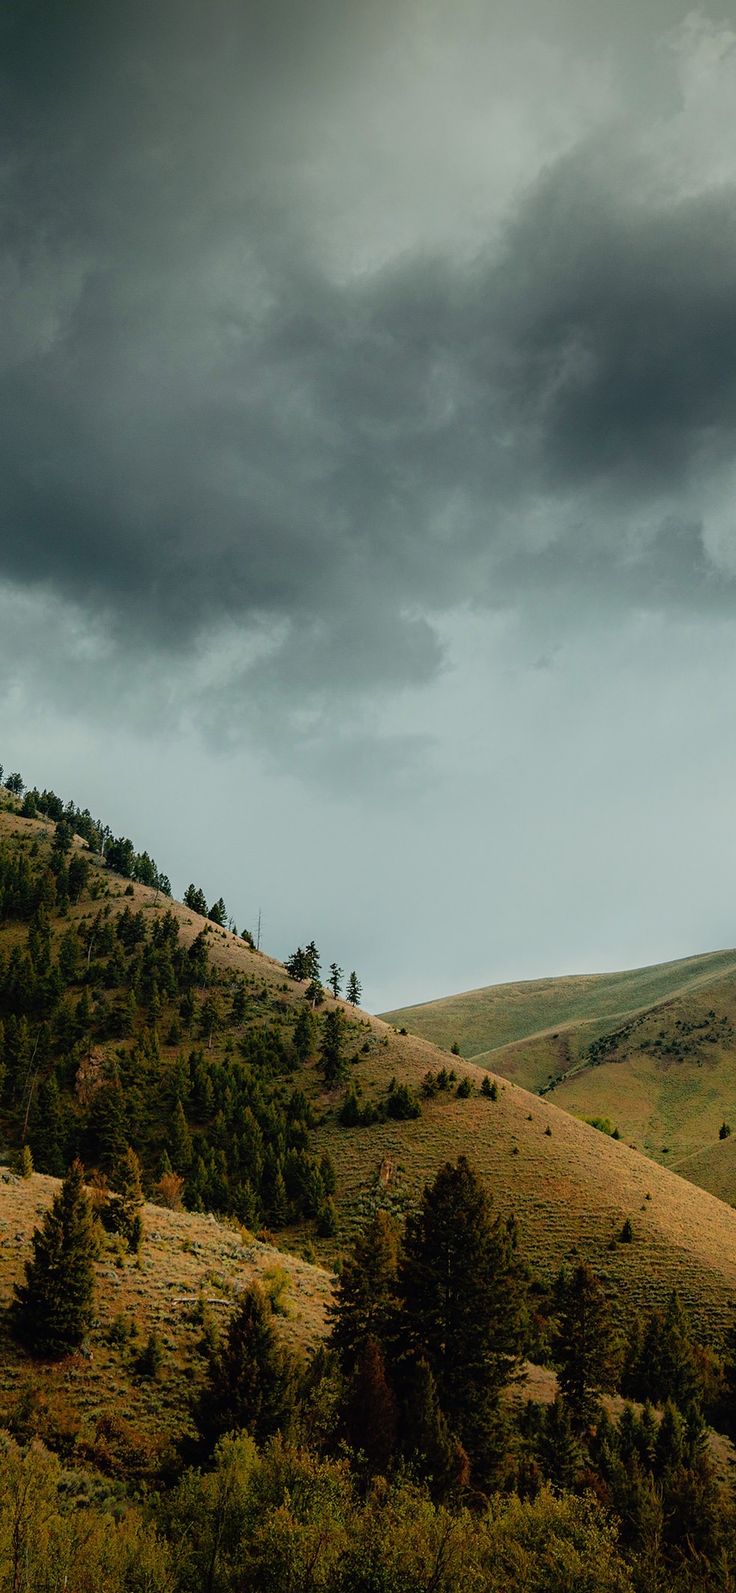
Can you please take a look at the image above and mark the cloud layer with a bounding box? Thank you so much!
[2,1,736,743]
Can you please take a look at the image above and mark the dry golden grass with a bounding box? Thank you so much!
[674,1135,736,1206]
[0,1166,332,1459]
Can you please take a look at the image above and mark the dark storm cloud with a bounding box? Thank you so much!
[2,0,736,732]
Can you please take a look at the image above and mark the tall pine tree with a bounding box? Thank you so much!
[398,1156,527,1481]
[12,1159,97,1358]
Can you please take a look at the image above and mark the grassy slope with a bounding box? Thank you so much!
[313,1024,736,1342]
[382,950,736,1064]
[673,1134,736,1205]
[5,805,736,1352]
[0,1168,331,1466]
[383,952,736,1183]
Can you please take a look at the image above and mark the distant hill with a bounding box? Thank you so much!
[382,951,736,1180]
[382,950,736,1066]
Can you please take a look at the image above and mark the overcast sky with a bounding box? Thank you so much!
[3,0,736,1010]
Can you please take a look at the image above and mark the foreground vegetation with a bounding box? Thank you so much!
[6,1153,736,1592]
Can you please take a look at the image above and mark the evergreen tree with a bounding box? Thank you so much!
[230,981,247,1024]
[555,1262,619,1429]
[403,1358,469,1499]
[538,1395,583,1491]
[170,1098,193,1173]
[12,1159,97,1357]
[399,1157,527,1479]
[317,1195,339,1236]
[293,1007,316,1064]
[86,1074,128,1174]
[28,1075,66,1176]
[109,1146,144,1252]
[285,947,307,980]
[19,1143,33,1179]
[330,1209,400,1373]
[208,897,227,927]
[328,962,343,999]
[305,941,321,981]
[346,971,362,1006]
[319,1008,345,1087]
[184,884,208,916]
[136,1330,163,1380]
[192,1283,296,1455]
[630,1292,701,1411]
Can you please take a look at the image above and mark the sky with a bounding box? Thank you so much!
[3,0,736,1011]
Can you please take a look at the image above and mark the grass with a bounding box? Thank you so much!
[382,949,736,1190]
[0,1167,332,1466]
[382,950,736,1061]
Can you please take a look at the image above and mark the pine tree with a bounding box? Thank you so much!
[404,1359,469,1499]
[28,1075,65,1176]
[20,1143,33,1179]
[12,1159,97,1358]
[555,1262,619,1429]
[136,1330,163,1380]
[330,1209,400,1373]
[346,971,362,1006]
[192,1283,295,1455]
[328,962,343,999]
[319,1008,345,1087]
[184,884,208,916]
[317,1195,338,1236]
[109,1146,144,1252]
[305,941,321,981]
[293,1007,316,1064]
[169,1098,193,1173]
[538,1395,582,1490]
[398,1157,527,1479]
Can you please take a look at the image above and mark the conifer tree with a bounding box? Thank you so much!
[293,1007,316,1064]
[330,1209,400,1374]
[192,1283,296,1455]
[346,971,362,1006]
[555,1262,619,1429]
[328,962,343,999]
[12,1159,97,1357]
[538,1395,582,1490]
[169,1098,193,1173]
[398,1157,527,1478]
[110,1146,144,1252]
[28,1075,65,1176]
[403,1358,469,1498]
[319,1008,345,1087]
[305,941,321,981]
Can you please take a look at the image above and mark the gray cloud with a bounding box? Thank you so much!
[2,0,736,753]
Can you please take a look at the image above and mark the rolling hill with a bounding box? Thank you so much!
[382,952,736,1190]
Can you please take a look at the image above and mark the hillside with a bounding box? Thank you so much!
[0,1166,331,1471]
[4,790,736,1347]
[382,950,736,1069]
[383,952,736,1181]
